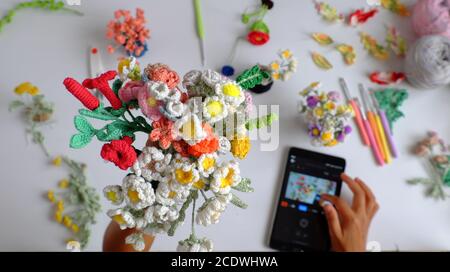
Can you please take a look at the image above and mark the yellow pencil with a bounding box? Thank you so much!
[375,113,392,164]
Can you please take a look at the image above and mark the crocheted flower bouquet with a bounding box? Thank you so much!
[62,57,277,251]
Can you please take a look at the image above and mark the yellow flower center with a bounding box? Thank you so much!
[127,189,140,204]
[113,214,126,225]
[220,168,235,188]
[147,96,158,107]
[168,191,177,199]
[175,168,194,185]
[314,108,324,117]
[223,84,241,97]
[206,101,223,117]
[106,191,118,202]
[312,128,320,136]
[193,180,206,190]
[282,50,292,59]
[325,102,336,110]
[270,62,280,70]
[202,157,215,171]
[321,132,333,142]
[272,73,280,81]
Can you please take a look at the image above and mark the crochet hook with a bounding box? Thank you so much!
[89,46,105,99]
[359,84,388,163]
[193,0,206,67]
[356,94,384,166]
[370,90,398,158]
[339,78,370,146]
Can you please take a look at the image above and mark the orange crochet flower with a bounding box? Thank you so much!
[187,124,219,158]
[148,118,175,149]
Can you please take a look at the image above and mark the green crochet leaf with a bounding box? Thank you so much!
[230,193,248,209]
[74,116,95,135]
[70,133,93,149]
[112,79,123,96]
[374,88,408,131]
[232,178,254,193]
[245,113,278,131]
[8,100,25,111]
[443,168,450,186]
[236,65,270,90]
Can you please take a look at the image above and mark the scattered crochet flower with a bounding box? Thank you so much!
[269,49,298,81]
[100,136,137,170]
[14,82,40,96]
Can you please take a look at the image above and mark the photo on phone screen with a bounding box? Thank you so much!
[269,147,345,252]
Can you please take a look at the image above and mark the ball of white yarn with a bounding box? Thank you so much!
[405,35,450,89]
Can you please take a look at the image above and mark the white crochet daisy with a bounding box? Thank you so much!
[144,204,179,225]
[148,81,170,100]
[132,146,172,182]
[165,100,186,118]
[202,96,229,123]
[155,179,191,206]
[197,153,218,178]
[103,185,124,205]
[210,161,242,194]
[177,237,214,252]
[201,69,225,87]
[107,208,136,230]
[172,161,200,186]
[215,81,245,107]
[125,232,146,251]
[122,175,156,210]
[196,193,232,226]
[174,112,207,145]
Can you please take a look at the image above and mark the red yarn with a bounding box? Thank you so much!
[83,71,122,110]
[100,136,137,170]
[247,31,270,46]
[63,78,100,111]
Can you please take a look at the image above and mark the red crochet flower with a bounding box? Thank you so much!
[173,140,190,157]
[100,136,137,170]
[149,118,175,149]
[247,31,270,46]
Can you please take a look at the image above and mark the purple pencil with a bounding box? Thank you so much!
[370,90,398,158]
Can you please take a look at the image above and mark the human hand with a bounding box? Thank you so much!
[320,173,379,252]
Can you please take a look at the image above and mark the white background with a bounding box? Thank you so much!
[0,0,449,251]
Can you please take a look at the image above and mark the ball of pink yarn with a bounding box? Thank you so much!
[412,0,450,39]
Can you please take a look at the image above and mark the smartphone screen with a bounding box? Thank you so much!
[269,147,345,251]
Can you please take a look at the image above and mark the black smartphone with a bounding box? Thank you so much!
[269,147,346,251]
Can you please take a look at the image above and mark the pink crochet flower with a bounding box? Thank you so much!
[145,64,180,89]
[149,118,175,149]
[137,87,163,121]
[118,81,146,103]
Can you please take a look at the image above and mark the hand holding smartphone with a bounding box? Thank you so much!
[269,147,346,251]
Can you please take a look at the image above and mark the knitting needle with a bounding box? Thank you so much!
[370,90,398,158]
[193,0,206,67]
[339,78,370,146]
[359,84,387,163]
[365,85,392,163]
[357,90,384,166]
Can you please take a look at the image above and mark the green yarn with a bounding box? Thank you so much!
[374,88,408,131]
[245,113,278,131]
[0,0,83,33]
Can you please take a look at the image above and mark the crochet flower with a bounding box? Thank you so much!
[14,82,40,96]
[201,70,225,88]
[107,208,136,230]
[247,31,270,46]
[132,146,172,182]
[145,204,179,225]
[163,100,186,120]
[174,113,207,145]
[177,237,213,252]
[173,161,200,186]
[100,136,137,170]
[145,64,180,89]
[215,82,245,108]
[196,193,232,226]
[148,81,170,100]
[187,124,219,158]
[118,81,146,103]
[197,153,218,177]
[202,96,229,123]
[125,232,146,251]
[122,175,156,210]
[149,118,175,149]
[117,57,141,81]
[137,85,163,121]
[155,179,190,206]
[230,135,251,160]
[218,137,231,155]
[211,161,242,194]
[103,185,124,205]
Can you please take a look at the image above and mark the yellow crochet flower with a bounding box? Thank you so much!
[324,101,336,111]
[281,49,293,59]
[14,82,40,96]
[321,131,333,142]
[58,179,69,189]
[325,139,338,147]
[313,108,324,118]
[55,211,63,223]
[272,72,280,81]
[63,216,73,228]
[52,156,62,167]
[175,168,195,185]
[270,61,280,71]
[47,190,56,203]
[231,136,251,160]
[57,200,64,212]
[71,224,80,233]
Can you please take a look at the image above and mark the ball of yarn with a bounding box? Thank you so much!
[405,35,450,89]
[412,0,450,39]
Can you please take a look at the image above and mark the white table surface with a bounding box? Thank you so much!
[1,0,449,252]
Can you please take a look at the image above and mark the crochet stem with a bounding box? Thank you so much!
[191,197,196,238]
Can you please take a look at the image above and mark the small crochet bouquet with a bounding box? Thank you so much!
[298,82,353,147]
[62,57,277,251]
